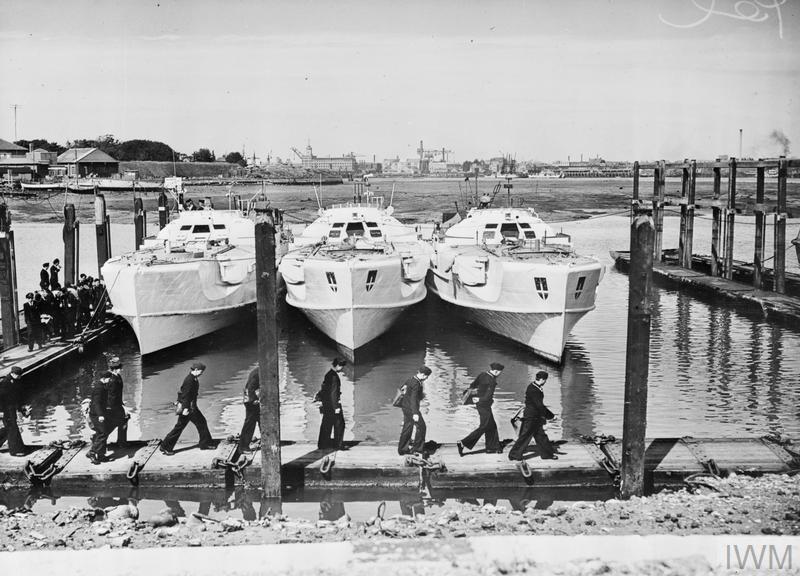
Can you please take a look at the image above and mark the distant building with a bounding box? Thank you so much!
[57,148,119,177]
[298,144,356,173]
[0,138,27,159]
[0,139,54,181]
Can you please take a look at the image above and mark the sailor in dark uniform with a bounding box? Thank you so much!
[397,366,432,455]
[457,362,504,456]
[160,362,214,455]
[87,372,112,465]
[508,370,558,460]
[317,358,346,450]
[105,357,128,448]
[39,262,50,291]
[49,258,61,291]
[0,367,30,456]
[238,368,260,452]
[23,292,44,351]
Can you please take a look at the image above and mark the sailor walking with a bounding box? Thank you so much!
[160,362,215,455]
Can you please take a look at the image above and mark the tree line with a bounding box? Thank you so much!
[13,135,247,166]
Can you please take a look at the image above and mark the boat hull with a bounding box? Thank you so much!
[297,305,412,350]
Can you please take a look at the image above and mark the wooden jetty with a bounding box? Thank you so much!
[0,437,796,491]
[611,251,800,323]
[0,316,124,378]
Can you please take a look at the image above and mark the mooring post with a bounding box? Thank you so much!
[723,158,737,280]
[134,197,145,250]
[753,163,766,290]
[710,159,722,277]
[255,206,281,500]
[63,203,77,286]
[620,210,654,499]
[678,163,688,267]
[631,161,640,224]
[0,204,20,348]
[95,193,110,276]
[158,190,169,229]
[652,160,665,261]
[685,160,696,269]
[774,157,788,294]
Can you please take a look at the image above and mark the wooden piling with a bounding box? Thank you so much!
[95,193,110,276]
[255,209,281,499]
[63,204,77,286]
[652,160,665,261]
[158,190,169,229]
[774,157,788,294]
[710,160,722,277]
[631,161,639,224]
[678,164,688,267]
[134,197,145,250]
[620,212,655,499]
[0,204,20,348]
[723,158,737,280]
[753,164,766,290]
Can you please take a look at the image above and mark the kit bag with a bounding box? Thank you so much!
[392,385,407,408]
[461,387,477,405]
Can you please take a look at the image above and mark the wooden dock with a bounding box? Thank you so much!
[0,316,125,378]
[0,437,796,491]
[612,251,800,324]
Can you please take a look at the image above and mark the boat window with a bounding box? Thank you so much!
[326,272,338,292]
[369,229,382,238]
[519,222,531,229]
[365,222,378,228]
[346,222,365,237]
[574,276,586,299]
[483,231,496,241]
[192,225,211,234]
[213,224,226,230]
[332,223,344,228]
[524,231,537,239]
[180,225,192,231]
[366,270,377,292]
[485,223,498,229]
[534,277,549,300]
[328,230,341,238]
[500,223,519,239]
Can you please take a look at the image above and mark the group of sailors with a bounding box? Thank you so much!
[23,260,110,351]
[1,357,562,466]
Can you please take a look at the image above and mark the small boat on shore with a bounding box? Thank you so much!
[20,182,63,193]
[278,184,430,349]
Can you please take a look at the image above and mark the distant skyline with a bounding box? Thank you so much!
[1,0,798,163]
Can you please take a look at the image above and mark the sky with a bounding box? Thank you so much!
[1,0,798,163]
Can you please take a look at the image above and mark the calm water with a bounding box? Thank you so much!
[9,179,800,445]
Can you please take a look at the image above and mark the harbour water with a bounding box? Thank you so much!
[7,179,800,447]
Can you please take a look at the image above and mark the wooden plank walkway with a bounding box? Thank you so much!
[0,437,796,490]
[612,251,800,324]
[0,316,125,378]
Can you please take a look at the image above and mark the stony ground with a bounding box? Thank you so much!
[0,473,797,553]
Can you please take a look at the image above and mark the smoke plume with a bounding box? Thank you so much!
[769,129,791,156]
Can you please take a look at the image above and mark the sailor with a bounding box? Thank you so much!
[63,281,80,337]
[317,358,346,450]
[478,194,492,208]
[237,367,260,452]
[49,258,61,291]
[508,370,559,461]
[160,362,215,456]
[105,357,128,448]
[0,367,30,456]
[397,366,432,456]
[39,262,50,291]
[23,292,44,351]
[87,371,112,465]
[457,362,504,456]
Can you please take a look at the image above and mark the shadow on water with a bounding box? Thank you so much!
[4,484,617,523]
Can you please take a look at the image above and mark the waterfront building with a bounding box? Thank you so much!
[0,138,27,159]
[57,148,119,177]
[297,144,357,173]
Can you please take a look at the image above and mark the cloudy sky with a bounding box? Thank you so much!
[1,0,798,162]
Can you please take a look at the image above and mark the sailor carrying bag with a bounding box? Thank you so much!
[461,386,477,405]
[392,384,407,408]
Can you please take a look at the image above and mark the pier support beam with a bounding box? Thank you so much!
[774,157,788,294]
[158,190,169,229]
[256,208,281,500]
[710,160,722,277]
[95,193,110,276]
[63,204,78,286]
[652,160,665,261]
[753,164,766,290]
[134,197,145,250]
[630,161,640,224]
[678,160,696,269]
[620,211,654,499]
[0,204,20,348]
[723,158,737,280]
